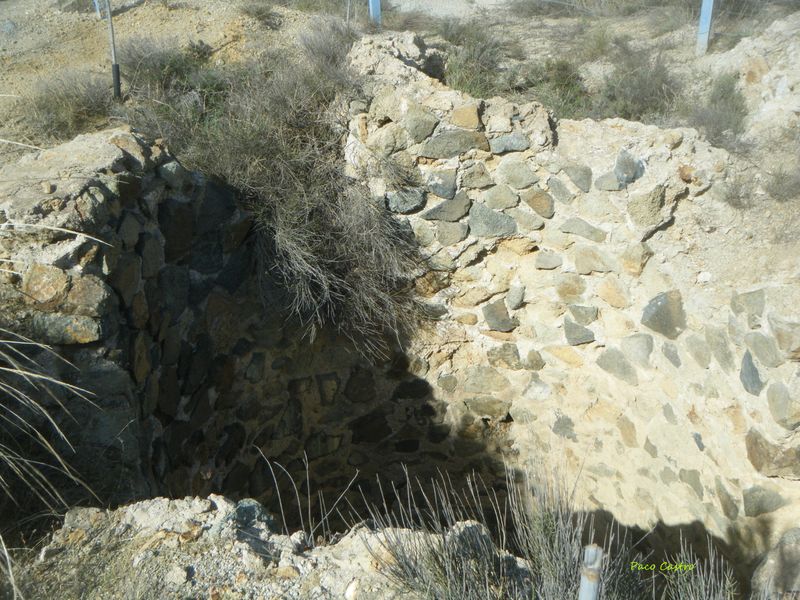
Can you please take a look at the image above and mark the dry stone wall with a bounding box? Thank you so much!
[0,127,504,519]
[345,32,800,566]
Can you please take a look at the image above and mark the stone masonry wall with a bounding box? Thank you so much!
[0,127,501,520]
[345,32,800,566]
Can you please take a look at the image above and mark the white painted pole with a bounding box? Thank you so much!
[578,544,603,600]
[368,0,381,26]
[696,0,716,56]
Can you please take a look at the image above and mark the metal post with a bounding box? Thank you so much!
[696,0,715,56]
[578,544,603,600]
[368,0,381,26]
[92,0,102,18]
[103,0,121,100]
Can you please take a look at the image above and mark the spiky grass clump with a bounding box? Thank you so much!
[364,468,652,599]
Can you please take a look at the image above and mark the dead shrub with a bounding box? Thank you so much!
[21,71,112,142]
[121,20,420,357]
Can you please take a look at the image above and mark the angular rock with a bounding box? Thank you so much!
[65,274,115,318]
[597,275,629,309]
[597,348,638,385]
[662,342,681,367]
[731,288,765,328]
[137,233,164,279]
[401,106,439,142]
[483,185,518,209]
[743,485,789,517]
[461,162,494,189]
[536,251,562,270]
[679,469,704,500]
[559,217,606,242]
[482,298,518,332]
[595,171,623,191]
[450,104,481,130]
[465,396,512,419]
[751,528,800,598]
[489,132,530,154]
[547,176,574,203]
[425,168,458,199]
[614,149,644,184]
[411,219,435,246]
[563,164,592,193]
[158,160,190,191]
[495,156,539,189]
[564,317,594,345]
[705,325,735,372]
[568,304,598,325]
[487,343,523,370]
[422,190,472,222]
[715,478,740,520]
[525,349,545,370]
[109,254,142,308]
[418,130,489,158]
[386,188,426,213]
[468,203,517,238]
[746,428,800,479]
[641,290,686,339]
[685,334,711,369]
[621,333,654,367]
[620,242,653,275]
[463,365,510,393]
[507,208,544,231]
[767,383,800,430]
[573,245,612,275]
[555,273,586,302]
[740,350,764,396]
[436,222,469,246]
[768,313,800,360]
[745,332,783,368]
[31,312,104,345]
[506,285,525,310]
[520,186,555,219]
[22,264,70,306]
[627,184,667,231]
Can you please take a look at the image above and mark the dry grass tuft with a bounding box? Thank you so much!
[20,71,112,142]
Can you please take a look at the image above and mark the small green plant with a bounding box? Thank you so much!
[764,166,800,203]
[689,73,748,152]
[519,59,591,118]
[22,71,112,142]
[439,19,522,99]
[595,40,680,121]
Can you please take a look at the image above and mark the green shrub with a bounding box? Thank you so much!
[22,71,112,142]
[765,166,800,203]
[438,19,519,98]
[689,73,748,152]
[595,41,680,121]
[519,59,592,118]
